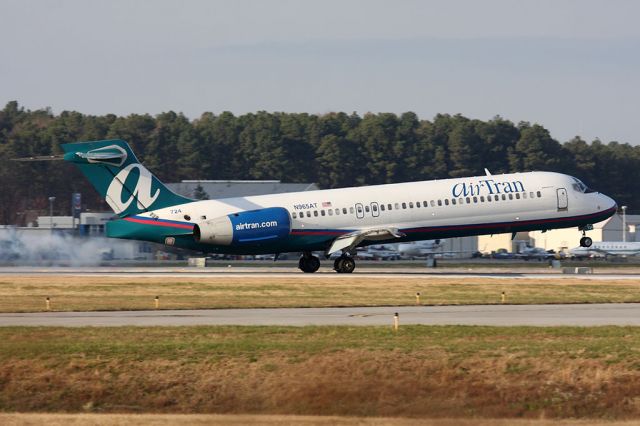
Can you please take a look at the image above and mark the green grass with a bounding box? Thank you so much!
[2,275,640,312]
[2,325,639,362]
[3,325,640,418]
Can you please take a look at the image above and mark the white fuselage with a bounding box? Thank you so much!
[141,171,616,255]
[570,241,640,258]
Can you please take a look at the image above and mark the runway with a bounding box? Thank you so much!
[2,303,640,327]
[1,266,639,280]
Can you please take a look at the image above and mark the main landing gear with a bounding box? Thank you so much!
[334,254,356,274]
[298,252,320,273]
[298,252,357,273]
[579,225,593,247]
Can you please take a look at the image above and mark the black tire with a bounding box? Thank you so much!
[341,257,355,273]
[580,236,593,248]
[299,255,320,273]
[307,256,320,273]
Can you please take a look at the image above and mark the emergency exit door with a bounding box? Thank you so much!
[557,188,568,211]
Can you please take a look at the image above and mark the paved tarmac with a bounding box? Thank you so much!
[2,303,640,327]
[0,266,638,280]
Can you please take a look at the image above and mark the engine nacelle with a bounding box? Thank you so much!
[194,207,291,246]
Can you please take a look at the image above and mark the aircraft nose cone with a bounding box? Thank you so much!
[602,194,617,211]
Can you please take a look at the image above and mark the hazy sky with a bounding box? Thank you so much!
[1,0,639,144]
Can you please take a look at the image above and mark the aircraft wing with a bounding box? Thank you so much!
[326,228,406,255]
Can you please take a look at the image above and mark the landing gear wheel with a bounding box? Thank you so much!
[580,236,593,248]
[334,256,356,273]
[299,255,320,273]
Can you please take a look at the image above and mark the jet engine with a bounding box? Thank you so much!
[194,207,291,246]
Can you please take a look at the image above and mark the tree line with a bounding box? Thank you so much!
[0,100,638,225]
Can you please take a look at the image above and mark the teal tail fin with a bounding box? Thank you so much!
[62,139,193,217]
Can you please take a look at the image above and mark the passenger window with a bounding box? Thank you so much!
[409,202,414,208]
[459,198,464,204]
[486,196,491,202]
[380,204,385,211]
[494,195,499,201]
[466,197,471,204]
[314,211,319,217]
[515,193,520,199]
[444,199,449,206]
[537,191,542,198]
[357,206,363,214]
[473,196,478,203]
[395,203,400,210]
[335,208,340,215]
[501,194,506,201]
[508,194,513,200]
[523,192,527,199]
[430,200,435,207]
[365,205,370,213]
[328,209,333,216]
[401,203,407,209]
[343,208,348,214]
[292,212,297,219]
[530,192,534,198]
[372,204,378,212]
[307,211,312,217]
[388,204,392,210]
[416,201,421,208]
[452,199,457,205]
[423,200,428,207]
[437,200,442,206]
[480,196,485,202]
[349,207,354,214]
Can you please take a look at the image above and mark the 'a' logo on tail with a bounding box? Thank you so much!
[106,164,160,214]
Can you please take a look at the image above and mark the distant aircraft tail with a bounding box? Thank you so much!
[62,139,193,217]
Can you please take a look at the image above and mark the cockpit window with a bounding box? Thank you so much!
[572,177,595,193]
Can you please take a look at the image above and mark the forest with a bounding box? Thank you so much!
[0,100,638,225]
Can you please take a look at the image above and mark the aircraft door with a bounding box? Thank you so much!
[355,203,365,219]
[370,202,380,217]
[557,188,568,211]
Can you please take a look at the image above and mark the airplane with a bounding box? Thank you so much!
[60,139,617,273]
[569,241,640,259]
[515,246,556,261]
[396,239,475,259]
[397,240,444,258]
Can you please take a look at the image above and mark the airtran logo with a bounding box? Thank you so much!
[452,179,525,197]
[235,220,278,231]
[106,164,160,214]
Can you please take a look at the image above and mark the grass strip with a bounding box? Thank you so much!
[1,276,640,312]
[1,325,640,418]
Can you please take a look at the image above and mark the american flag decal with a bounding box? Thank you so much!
[322,201,332,208]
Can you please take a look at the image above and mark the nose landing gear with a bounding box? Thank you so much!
[334,255,356,273]
[578,225,593,247]
[298,252,320,273]
[580,236,593,248]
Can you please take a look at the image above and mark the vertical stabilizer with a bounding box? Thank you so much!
[62,139,193,217]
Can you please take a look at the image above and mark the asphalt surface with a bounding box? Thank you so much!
[2,303,640,327]
[0,266,638,280]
